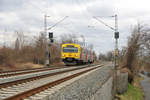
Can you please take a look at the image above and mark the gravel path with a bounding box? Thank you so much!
[140,74,150,100]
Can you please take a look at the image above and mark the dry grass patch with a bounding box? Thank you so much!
[16,63,44,69]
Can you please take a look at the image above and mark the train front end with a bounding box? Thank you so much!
[61,43,80,65]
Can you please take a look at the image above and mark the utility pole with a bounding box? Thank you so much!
[114,14,119,69]
[93,15,120,96]
[93,14,119,69]
[44,14,50,67]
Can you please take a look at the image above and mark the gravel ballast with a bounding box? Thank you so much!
[27,64,113,100]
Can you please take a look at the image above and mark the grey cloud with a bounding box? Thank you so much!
[49,0,92,5]
[86,1,115,16]
[0,0,25,12]
[0,0,147,53]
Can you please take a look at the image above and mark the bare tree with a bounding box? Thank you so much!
[120,23,144,83]
[60,34,78,43]
[140,29,150,61]
[106,51,113,61]
[15,30,26,49]
[15,38,19,50]
[33,32,47,64]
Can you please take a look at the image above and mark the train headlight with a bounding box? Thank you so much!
[63,54,65,57]
[75,54,78,57]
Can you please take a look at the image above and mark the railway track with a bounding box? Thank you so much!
[0,67,50,74]
[0,66,71,78]
[0,65,94,87]
[0,64,102,100]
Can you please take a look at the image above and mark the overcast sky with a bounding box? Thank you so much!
[0,0,150,54]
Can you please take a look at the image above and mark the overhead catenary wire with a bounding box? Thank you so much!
[93,16,115,31]
[47,16,69,30]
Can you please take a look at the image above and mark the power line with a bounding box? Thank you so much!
[93,16,115,31]
[48,16,69,30]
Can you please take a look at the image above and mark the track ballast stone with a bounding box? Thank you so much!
[27,65,113,100]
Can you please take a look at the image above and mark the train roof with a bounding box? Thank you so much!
[62,43,80,46]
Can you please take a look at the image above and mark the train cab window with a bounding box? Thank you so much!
[63,47,78,53]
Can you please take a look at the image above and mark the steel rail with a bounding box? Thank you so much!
[0,67,48,74]
[0,66,69,78]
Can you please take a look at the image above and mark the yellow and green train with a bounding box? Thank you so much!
[61,43,94,65]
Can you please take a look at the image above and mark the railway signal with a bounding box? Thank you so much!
[115,32,119,39]
[49,32,54,43]
[49,32,53,38]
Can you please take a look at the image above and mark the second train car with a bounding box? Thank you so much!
[61,43,94,65]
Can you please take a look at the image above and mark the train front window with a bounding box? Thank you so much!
[63,47,78,53]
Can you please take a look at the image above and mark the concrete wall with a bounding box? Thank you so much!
[90,77,113,100]
[41,65,113,100]
[116,71,128,94]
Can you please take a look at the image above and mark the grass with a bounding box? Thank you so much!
[117,76,144,100]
